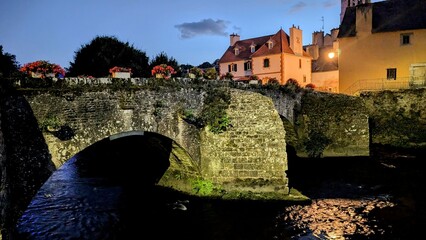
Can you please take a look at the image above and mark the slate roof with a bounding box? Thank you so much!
[219,29,309,64]
[338,0,426,38]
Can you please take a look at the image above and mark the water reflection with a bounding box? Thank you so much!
[280,195,395,239]
[280,148,426,240]
[15,154,287,239]
[16,158,125,239]
[15,142,425,240]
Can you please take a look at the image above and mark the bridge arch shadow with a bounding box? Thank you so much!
[63,130,201,188]
[15,130,202,239]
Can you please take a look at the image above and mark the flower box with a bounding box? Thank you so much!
[112,72,131,78]
[31,72,43,78]
[151,64,176,79]
[21,61,65,78]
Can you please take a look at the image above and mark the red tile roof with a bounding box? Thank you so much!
[219,29,309,63]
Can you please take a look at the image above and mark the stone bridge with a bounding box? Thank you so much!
[3,78,424,239]
[17,83,289,195]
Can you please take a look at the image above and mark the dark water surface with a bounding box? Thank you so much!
[15,145,426,240]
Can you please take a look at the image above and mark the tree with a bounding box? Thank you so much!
[0,45,19,77]
[197,61,213,69]
[204,68,218,80]
[149,52,179,76]
[179,64,194,76]
[67,36,149,77]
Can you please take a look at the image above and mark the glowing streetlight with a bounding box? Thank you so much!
[328,52,335,59]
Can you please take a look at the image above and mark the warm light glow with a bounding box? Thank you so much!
[328,52,335,59]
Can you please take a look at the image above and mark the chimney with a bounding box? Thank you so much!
[312,31,324,47]
[230,33,240,46]
[355,4,373,36]
[330,28,339,41]
[290,26,303,56]
[306,45,319,60]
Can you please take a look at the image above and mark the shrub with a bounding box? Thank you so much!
[220,72,233,80]
[204,68,218,80]
[249,75,259,80]
[200,87,231,134]
[305,83,316,89]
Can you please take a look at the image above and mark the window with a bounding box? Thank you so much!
[299,59,302,69]
[263,58,270,68]
[400,33,412,45]
[303,75,306,83]
[228,64,237,72]
[250,45,256,53]
[244,61,251,71]
[267,40,273,49]
[234,48,240,55]
[387,68,397,80]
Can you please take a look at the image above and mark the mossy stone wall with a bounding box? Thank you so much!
[200,89,289,194]
[361,88,426,148]
[295,92,370,157]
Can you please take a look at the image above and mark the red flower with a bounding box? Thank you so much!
[109,66,132,74]
[20,60,65,78]
[151,64,176,79]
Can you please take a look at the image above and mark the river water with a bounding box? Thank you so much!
[15,146,425,240]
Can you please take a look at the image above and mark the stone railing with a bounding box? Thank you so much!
[344,77,426,95]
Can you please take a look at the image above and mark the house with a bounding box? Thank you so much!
[338,0,426,95]
[305,29,340,93]
[218,26,312,85]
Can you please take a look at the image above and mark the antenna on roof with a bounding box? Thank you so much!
[321,16,324,31]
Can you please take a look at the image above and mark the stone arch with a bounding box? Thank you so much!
[14,131,200,239]
[57,130,201,187]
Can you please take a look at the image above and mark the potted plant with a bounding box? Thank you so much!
[109,66,132,78]
[151,64,176,79]
[20,60,66,78]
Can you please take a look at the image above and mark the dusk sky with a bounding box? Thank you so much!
[1,0,352,69]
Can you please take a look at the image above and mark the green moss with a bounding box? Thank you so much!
[180,108,199,125]
[303,130,332,158]
[39,115,63,131]
[191,178,223,196]
[219,188,309,201]
[200,87,231,134]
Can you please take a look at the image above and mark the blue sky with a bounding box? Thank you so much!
[1,0,344,69]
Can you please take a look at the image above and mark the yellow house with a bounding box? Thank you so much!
[218,26,312,85]
[306,29,340,93]
[338,0,426,95]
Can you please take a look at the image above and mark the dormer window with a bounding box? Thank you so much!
[250,43,256,53]
[267,40,273,49]
[234,47,240,55]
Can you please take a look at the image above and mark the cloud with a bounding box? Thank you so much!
[175,19,229,39]
[289,1,307,13]
[323,0,338,8]
[233,25,242,33]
